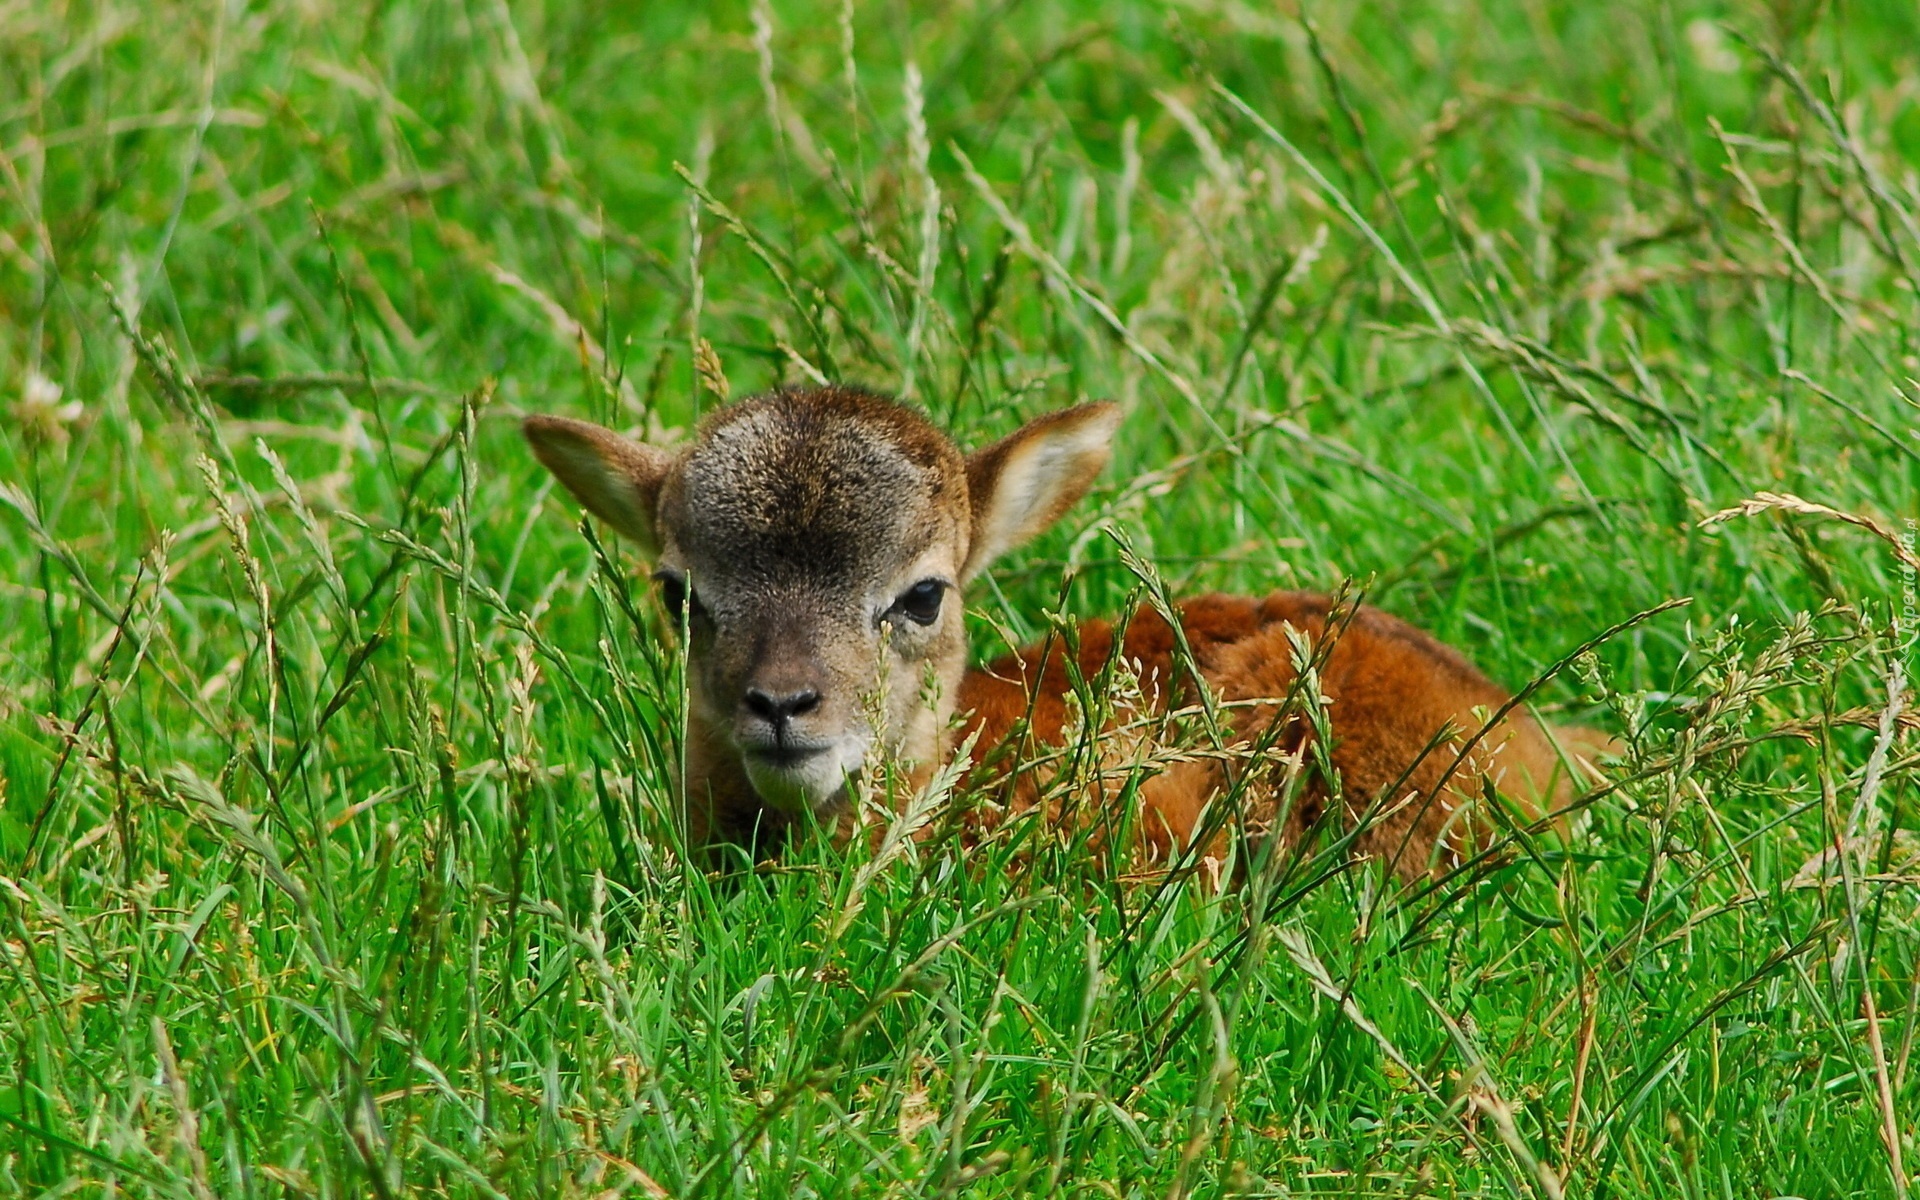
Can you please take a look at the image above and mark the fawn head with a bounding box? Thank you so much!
[524,385,1118,818]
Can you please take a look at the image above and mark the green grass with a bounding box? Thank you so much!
[4,0,1920,1194]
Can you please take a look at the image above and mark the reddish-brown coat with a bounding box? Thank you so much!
[957,591,1606,878]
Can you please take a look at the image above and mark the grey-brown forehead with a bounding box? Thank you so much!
[673,408,947,587]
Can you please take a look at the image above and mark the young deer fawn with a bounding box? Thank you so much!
[525,385,1605,877]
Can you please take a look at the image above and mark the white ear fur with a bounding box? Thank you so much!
[962,402,1120,581]
[522,414,673,552]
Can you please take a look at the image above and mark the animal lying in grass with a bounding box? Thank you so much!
[524,386,1607,878]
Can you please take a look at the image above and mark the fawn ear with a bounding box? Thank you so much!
[962,402,1120,580]
[522,414,673,554]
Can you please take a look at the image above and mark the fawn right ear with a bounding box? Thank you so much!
[961,402,1120,581]
[522,414,672,553]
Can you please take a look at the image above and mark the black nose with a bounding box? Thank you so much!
[743,687,821,727]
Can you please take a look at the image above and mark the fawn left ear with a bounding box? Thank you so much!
[961,402,1120,581]
[522,414,673,555]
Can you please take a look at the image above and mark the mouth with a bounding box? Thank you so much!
[745,743,830,770]
[737,736,866,814]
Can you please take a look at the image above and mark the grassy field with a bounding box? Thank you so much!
[4,0,1920,1194]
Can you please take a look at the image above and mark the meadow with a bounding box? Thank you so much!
[3,0,1920,1194]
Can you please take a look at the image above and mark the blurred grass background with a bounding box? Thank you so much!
[2,0,1919,1194]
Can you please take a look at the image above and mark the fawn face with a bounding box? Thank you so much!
[525,386,1118,819]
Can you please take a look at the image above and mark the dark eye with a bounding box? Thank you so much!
[653,570,694,625]
[888,579,947,627]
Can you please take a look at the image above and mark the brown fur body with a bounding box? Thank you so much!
[958,592,1603,876]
